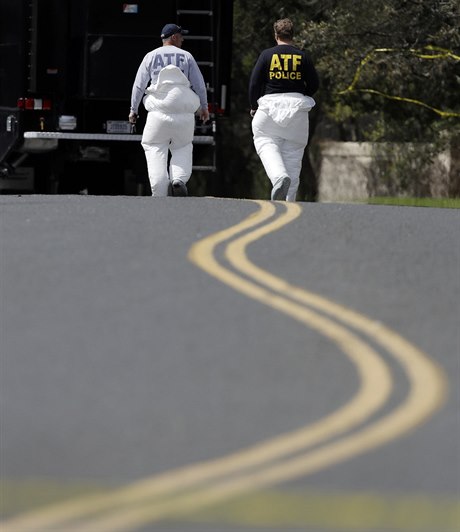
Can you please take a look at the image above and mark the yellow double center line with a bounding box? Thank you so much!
[3,200,447,531]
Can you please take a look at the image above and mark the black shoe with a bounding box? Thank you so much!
[172,179,188,197]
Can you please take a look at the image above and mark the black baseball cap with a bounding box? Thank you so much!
[161,24,189,39]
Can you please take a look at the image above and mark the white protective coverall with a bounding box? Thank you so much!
[252,93,315,202]
[141,65,200,196]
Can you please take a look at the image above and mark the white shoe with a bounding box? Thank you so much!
[271,176,291,201]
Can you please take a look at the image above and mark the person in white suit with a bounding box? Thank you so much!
[129,24,209,197]
[249,18,319,201]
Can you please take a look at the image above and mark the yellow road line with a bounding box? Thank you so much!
[1,202,279,532]
[2,200,447,531]
[3,200,391,531]
[69,200,447,531]
[225,201,447,437]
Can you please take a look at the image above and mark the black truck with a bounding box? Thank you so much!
[0,0,233,195]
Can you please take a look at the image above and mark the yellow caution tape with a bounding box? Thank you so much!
[339,46,460,117]
[353,89,460,118]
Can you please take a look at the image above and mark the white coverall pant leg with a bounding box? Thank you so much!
[252,106,310,202]
[141,109,195,197]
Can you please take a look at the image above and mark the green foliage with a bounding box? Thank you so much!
[299,0,460,143]
[219,0,460,200]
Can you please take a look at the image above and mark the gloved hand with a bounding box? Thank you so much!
[128,112,138,124]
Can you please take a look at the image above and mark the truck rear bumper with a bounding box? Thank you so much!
[24,131,215,145]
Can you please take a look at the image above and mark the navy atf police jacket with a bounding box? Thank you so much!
[249,44,319,110]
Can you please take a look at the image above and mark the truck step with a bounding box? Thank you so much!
[177,10,213,15]
[192,165,216,171]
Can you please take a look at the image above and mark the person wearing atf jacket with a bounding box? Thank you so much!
[249,18,319,201]
[129,24,209,197]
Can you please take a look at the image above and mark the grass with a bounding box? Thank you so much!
[365,197,460,208]
[3,482,459,530]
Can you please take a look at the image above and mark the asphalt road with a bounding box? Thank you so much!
[1,195,459,532]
